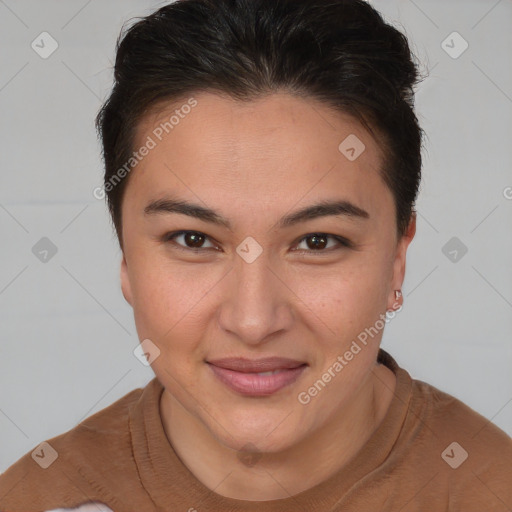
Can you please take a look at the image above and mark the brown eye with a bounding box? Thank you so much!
[164,231,217,251]
[305,234,328,250]
[295,233,352,253]
[183,232,206,248]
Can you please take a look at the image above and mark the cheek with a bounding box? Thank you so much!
[128,252,181,338]
[291,257,387,333]
[128,251,220,341]
[129,259,207,384]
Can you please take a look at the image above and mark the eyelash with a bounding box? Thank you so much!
[162,230,353,255]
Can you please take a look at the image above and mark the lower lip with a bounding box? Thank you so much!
[207,363,307,396]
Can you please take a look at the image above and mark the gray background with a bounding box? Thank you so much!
[1,0,511,473]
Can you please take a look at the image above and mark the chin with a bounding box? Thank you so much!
[210,414,305,455]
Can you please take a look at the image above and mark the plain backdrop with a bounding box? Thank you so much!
[1,0,511,473]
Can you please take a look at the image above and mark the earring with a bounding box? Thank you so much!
[387,289,403,313]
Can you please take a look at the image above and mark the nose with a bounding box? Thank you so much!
[217,252,294,346]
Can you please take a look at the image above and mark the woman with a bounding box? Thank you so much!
[1,0,511,510]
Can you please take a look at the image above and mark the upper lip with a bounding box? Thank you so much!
[207,357,307,373]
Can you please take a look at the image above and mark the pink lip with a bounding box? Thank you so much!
[206,358,308,396]
[207,356,306,372]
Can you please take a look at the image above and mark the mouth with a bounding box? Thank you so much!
[206,357,308,396]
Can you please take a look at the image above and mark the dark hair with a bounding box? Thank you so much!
[95,0,425,249]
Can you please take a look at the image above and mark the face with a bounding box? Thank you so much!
[120,91,415,454]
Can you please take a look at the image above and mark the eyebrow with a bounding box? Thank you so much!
[144,197,370,230]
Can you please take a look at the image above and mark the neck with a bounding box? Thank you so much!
[160,362,396,501]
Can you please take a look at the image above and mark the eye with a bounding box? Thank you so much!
[293,233,352,254]
[163,231,219,252]
[162,230,352,255]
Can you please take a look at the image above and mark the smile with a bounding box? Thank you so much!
[206,362,308,396]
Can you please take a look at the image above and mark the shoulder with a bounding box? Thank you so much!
[0,384,146,512]
[399,376,512,509]
[37,383,144,467]
[410,377,512,448]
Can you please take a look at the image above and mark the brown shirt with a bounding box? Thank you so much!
[1,349,511,512]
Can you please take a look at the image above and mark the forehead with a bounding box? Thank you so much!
[135,90,381,163]
[125,91,391,225]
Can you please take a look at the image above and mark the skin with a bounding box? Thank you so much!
[120,90,416,500]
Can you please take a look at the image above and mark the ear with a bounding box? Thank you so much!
[120,252,133,306]
[387,213,416,311]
